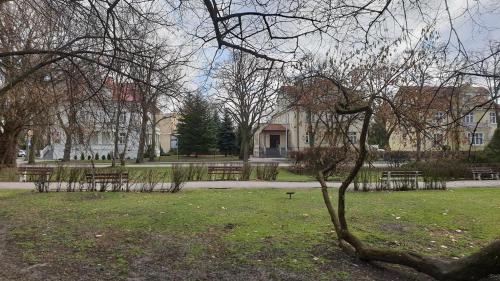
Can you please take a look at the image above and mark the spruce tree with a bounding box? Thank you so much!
[483,128,500,162]
[177,93,217,156]
[217,109,237,156]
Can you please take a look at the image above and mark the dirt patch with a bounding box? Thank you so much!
[1,223,499,281]
[379,223,413,234]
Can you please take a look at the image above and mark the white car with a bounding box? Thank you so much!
[18,150,26,157]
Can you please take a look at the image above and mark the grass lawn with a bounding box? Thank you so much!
[0,166,316,183]
[1,188,499,280]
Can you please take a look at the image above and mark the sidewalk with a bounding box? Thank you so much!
[1,180,499,190]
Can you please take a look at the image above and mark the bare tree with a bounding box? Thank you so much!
[214,51,277,161]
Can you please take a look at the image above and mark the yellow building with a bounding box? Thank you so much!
[156,113,178,153]
[253,81,363,158]
[389,85,498,152]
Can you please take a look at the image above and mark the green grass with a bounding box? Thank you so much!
[0,188,499,280]
[0,166,316,182]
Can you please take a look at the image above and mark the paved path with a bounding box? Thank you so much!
[1,180,499,190]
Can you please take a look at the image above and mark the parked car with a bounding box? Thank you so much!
[18,150,26,157]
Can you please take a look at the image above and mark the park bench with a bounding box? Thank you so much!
[18,166,54,192]
[85,172,129,191]
[380,170,422,189]
[470,167,500,180]
[207,165,243,180]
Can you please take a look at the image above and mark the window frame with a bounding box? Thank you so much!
[347,131,357,144]
[464,112,474,123]
[433,133,443,146]
[118,132,127,144]
[490,112,497,124]
[468,132,483,146]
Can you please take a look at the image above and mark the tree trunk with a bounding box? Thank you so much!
[136,109,148,163]
[415,129,421,162]
[149,113,157,162]
[239,127,250,162]
[112,117,120,168]
[28,133,36,164]
[306,109,315,148]
[0,129,20,168]
[495,103,499,129]
[62,132,72,162]
[318,108,500,281]
[120,112,135,166]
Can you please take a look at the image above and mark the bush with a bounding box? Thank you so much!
[168,164,187,193]
[140,169,168,192]
[255,163,279,181]
[101,155,106,160]
[52,165,67,192]
[183,164,207,181]
[80,153,85,161]
[107,153,111,160]
[95,153,99,160]
[240,163,253,181]
[403,160,469,180]
[479,128,500,163]
[87,155,92,160]
[289,147,353,179]
[67,168,85,192]
[73,155,77,160]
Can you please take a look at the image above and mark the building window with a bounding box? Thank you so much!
[468,132,483,145]
[119,114,126,123]
[433,134,443,146]
[170,135,178,149]
[490,112,497,124]
[305,132,310,144]
[348,132,357,144]
[464,112,474,123]
[435,111,444,121]
[118,132,126,144]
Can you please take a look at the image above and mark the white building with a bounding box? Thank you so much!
[41,79,160,160]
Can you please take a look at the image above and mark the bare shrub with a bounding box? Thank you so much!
[240,163,253,181]
[255,163,279,181]
[52,164,67,192]
[140,169,167,192]
[168,164,187,193]
[66,167,85,192]
[183,164,207,181]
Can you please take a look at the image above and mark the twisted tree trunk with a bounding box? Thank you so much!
[319,108,500,281]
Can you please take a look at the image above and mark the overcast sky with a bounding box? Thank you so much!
[160,0,500,100]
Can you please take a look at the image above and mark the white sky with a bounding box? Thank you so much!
[156,0,500,102]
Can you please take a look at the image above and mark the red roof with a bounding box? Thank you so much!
[263,124,286,131]
[105,78,141,102]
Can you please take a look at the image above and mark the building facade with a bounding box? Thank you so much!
[156,113,178,154]
[253,80,363,157]
[40,79,161,160]
[389,85,498,152]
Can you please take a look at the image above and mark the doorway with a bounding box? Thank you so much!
[270,134,280,148]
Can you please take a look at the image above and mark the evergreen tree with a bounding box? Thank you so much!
[217,109,237,156]
[177,93,217,156]
[483,128,500,162]
[368,119,390,148]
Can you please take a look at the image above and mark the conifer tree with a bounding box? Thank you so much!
[217,109,236,156]
[177,93,217,156]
